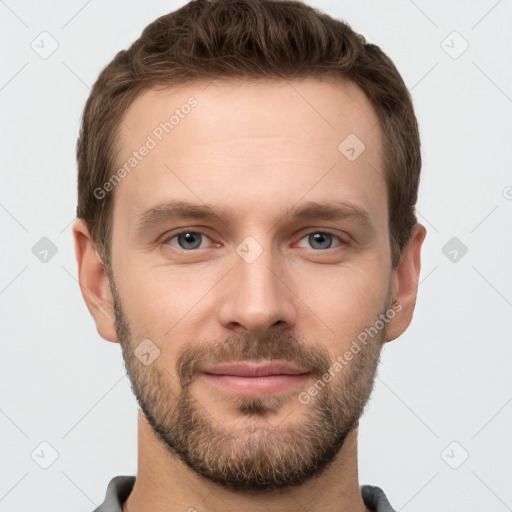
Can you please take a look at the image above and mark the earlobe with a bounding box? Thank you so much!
[384,223,427,343]
[72,218,119,343]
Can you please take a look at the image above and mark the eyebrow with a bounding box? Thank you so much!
[134,199,375,234]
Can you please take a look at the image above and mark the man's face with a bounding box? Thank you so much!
[107,78,394,490]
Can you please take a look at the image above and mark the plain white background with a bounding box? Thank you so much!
[1,0,511,510]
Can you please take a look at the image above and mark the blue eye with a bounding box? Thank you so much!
[296,232,343,250]
[167,231,208,250]
[163,230,345,252]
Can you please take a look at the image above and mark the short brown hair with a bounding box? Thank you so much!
[76,0,421,269]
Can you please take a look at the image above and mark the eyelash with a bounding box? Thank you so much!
[161,229,348,251]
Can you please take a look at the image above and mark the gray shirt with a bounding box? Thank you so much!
[92,476,396,512]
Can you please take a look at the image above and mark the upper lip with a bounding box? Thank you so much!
[201,361,310,377]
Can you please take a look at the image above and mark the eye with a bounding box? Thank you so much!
[162,229,347,252]
[165,231,211,250]
[295,231,345,250]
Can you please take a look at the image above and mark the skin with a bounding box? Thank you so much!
[73,78,426,512]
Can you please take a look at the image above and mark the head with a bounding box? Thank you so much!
[73,0,426,492]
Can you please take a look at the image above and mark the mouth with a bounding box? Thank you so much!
[200,360,312,397]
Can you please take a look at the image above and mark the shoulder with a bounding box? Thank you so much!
[91,475,136,512]
[360,484,396,512]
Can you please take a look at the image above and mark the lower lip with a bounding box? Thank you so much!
[201,373,311,397]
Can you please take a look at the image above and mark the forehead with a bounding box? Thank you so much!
[119,77,380,149]
[112,78,385,230]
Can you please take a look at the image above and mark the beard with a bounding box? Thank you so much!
[107,267,387,492]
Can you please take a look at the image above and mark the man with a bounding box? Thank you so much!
[72,0,426,510]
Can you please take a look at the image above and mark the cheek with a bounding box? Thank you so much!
[115,266,212,356]
[292,261,390,341]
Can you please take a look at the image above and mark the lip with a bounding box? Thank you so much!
[200,360,311,397]
[201,360,310,377]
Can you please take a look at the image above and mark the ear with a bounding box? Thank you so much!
[384,223,427,343]
[72,218,119,343]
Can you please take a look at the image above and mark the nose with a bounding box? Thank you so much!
[217,242,297,337]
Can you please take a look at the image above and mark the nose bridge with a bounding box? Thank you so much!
[217,234,296,334]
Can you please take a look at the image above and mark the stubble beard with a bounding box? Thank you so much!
[107,268,386,492]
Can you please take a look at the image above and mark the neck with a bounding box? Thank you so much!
[123,410,369,512]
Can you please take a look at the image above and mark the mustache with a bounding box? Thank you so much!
[176,331,332,388]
